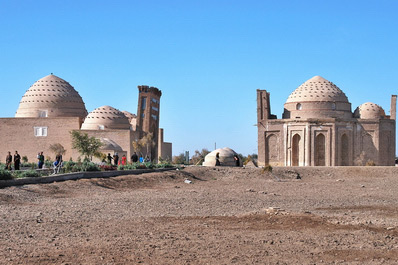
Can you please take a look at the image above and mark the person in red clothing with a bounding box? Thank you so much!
[121,154,127,165]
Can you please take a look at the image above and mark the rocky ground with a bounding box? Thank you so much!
[0,166,398,264]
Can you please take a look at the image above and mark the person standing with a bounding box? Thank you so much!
[215,152,221,166]
[113,153,119,166]
[5,152,12,170]
[107,153,113,165]
[38,152,44,169]
[131,152,138,163]
[121,155,127,165]
[233,155,240,167]
[14,151,21,170]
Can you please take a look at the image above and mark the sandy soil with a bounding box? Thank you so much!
[0,166,398,264]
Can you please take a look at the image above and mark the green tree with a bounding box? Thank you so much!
[70,131,103,161]
[190,148,210,165]
[172,153,186,164]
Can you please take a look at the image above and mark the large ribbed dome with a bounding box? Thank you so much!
[354,102,386,119]
[15,74,87,119]
[81,105,131,130]
[283,76,352,119]
[286,76,349,103]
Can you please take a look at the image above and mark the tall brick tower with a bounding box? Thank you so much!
[136,85,162,160]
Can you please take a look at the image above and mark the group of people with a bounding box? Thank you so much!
[5,151,21,170]
[106,152,150,166]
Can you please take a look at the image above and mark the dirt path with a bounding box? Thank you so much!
[0,166,397,264]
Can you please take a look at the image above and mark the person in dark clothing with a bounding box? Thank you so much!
[113,153,119,166]
[5,152,12,170]
[233,154,240,167]
[37,152,44,169]
[107,153,113,165]
[215,152,221,166]
[131,152,138,163]
[14,151,21,170]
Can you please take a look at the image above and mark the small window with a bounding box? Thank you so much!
[296,103,302,110]
[34,127,48,137]
[38,110,48,117]
[331,102,336,110]
[151,114,158,120]
[141,97,147,110]
[98,125,105,130]
[151,98,159,104]
[151,106,159,112]
[141,113,145,118]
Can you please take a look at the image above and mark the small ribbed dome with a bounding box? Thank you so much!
[81,106,131,130]
[286,76,349,103]
[122,111,137,131]
[15,74,87,119]
[354,102,386,119]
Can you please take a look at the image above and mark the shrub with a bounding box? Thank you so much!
[15,170,41,178]
[261,165,273,173]
[22,156,28,163]
[366,160,376,166]
[82,162,100,172]
[0,170,13,180]
[63,161,76,173]
[155,162,173,168]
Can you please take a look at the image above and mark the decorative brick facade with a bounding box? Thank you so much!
[257,76,396,166]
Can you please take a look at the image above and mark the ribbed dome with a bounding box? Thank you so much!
[81,106,131,130]
[354,102,386,119]
[286,76,349,103]
[283,76,352,119]
[122,111,137,131]
[15,74,87,119]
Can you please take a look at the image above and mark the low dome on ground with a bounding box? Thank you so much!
[202,147,240,167]
[81,105,131,130]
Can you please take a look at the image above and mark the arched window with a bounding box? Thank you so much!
[292,134,301,166]
[315,134,326,166]
[296,103,302,110]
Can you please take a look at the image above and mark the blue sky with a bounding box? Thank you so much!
[1,0,397,156]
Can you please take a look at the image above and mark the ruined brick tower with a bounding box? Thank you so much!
[136,85,162,160]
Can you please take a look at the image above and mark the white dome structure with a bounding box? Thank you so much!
[15,74,87,119]
[283,76,352,119]
[81,105,131,130]
[203,147,240,167]
[354,102,386,119]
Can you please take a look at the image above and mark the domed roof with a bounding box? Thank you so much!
[202,147,240,167]
[81,105,131,130]
[286,76,349,103]
[100,138,123,152]
[15,74,87,119]
[122,111,137,130]
[354,102,386,119]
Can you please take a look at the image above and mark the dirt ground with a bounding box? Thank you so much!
[0,166,398,264]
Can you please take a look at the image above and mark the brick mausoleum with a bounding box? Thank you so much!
[257,76,396,167]
[0,74,172,162]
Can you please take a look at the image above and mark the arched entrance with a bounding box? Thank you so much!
[292,134,301,166]
[315,134,326,166]
[341,134,349,166]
